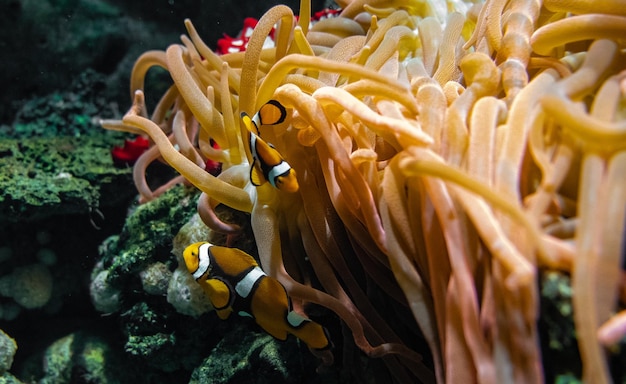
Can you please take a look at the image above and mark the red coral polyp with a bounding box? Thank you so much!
[216,17,260,55]
[111,136,150,166]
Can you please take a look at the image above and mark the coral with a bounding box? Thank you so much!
[38,331,127,384]
[89,266,122,314]
[0,372,23,384]
[98,185,198,285]
[166,266,212,318]
[0,264,52,309]
[89,186,215,375]
[0,70,136,223]
[139,262,173,296]
[0,134,132,221]
[0,329,17,373]
[120,301,211,374]
[88,179,336,381]
[7,71,117,140]
[189,325,328,384]
[111,136,150,166]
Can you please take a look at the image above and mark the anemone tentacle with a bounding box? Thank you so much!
[102,1,626,382]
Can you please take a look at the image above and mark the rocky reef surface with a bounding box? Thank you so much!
[2,182,338,383]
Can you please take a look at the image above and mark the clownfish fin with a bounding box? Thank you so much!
[317,326,334,351]
[240,112,260,135]
[205,278,231,311]
[256,100,287,127]
[216,307,233,320]
[249,158,265,186]
[261,325,289,341]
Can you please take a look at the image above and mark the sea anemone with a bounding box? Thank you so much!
[102,0,626,382]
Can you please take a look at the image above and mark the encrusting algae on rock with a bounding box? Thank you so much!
[96,0,626,382]
[0,329,17,374]
[0,264,53,310]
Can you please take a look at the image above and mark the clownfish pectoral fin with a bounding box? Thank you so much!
[285,310,332,351]
[216,307,233,320]
[249,159,265,186]
[261,325,289,342]
[204,278,232,313]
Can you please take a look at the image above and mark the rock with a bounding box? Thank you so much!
[0,329,17,373]
[0,70,136,223]
[140,261,173,296]
[189,322,331,384]
[39,332,125,384]
[0,264,53,309]
[89,267,121,314]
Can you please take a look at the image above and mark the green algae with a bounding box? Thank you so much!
[0,69,136,223]
[99,185,199,284]
[189,322,330,384]
[6,70,121,140]
[554,373,583,384]
[91,187,209,375]
[39,331,126,384]
[88,183,339,382]
[125,333,177,362]
[119,300,215,374]
[0,330,17,374]
[0,372,23,384]
[0,134,131,221]
[122,302,166,335]
[518,270,626,383]
[539,271,585,382]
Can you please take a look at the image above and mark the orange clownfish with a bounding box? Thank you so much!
[183,241,332,352]
[240,101,299,193]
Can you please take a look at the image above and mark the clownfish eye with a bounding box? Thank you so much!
[274,175,288,187]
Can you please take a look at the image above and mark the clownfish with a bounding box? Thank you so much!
[240,101,299,193]
[183,241,332,352]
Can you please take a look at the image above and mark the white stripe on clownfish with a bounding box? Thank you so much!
[193,242,212,280]
[235,266,266,298]
[287,310,309,328]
